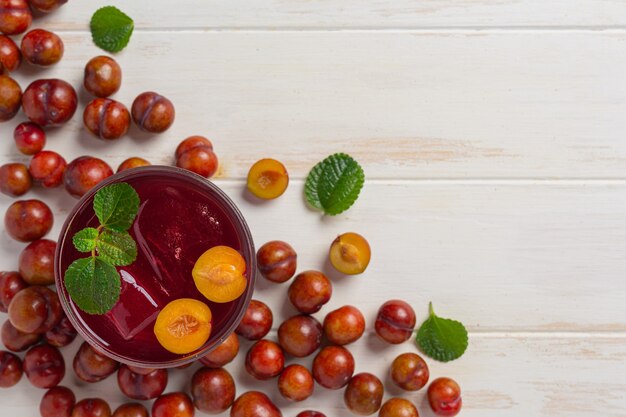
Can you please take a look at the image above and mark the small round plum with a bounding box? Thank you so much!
[63,156,113,198]
[29,150,67,188]
[131,92,175,133]
[231,391,282,417]
[344,373,384,415]
[4,199,53,242]
[246,158,289,200]
[14,122,45,155]
[390,353,429,391]
[23,344,65,388]
[0,163,32,196]
[29,0,68,13]
[375,300,416,344]
[323,305,365,345]
[0,350,22,388]
[191,367,236,414]
[246,158,288,199]
[71,398,111,417]
[428,377,462,417]
[117,365,168,400]
[278,364,314,401]
[0,75,22,121]
[22,79,77,126]
[256,240,297,283]
[175,136,217,178]
[235,299,273,340]
[1,320,40,352]
[8,286,61,334]
[84,56,122,98]
[112,403,148,417]
[0,35,21,72]
[117,157,150,172]
[83,98,130,140]
[312,345,355,390]
[18,239,56,285]
[277,314,323,358]
[175,135,212,159]
[245,339,284,380]
[73,341,119,383]
[329,232,371,275]
[199,331,239,368]
[378,398,420,417]
[153,298,213,354]
[0,0,32,35]
[44,314,77,348]
[288,270,332,314]
[20,29,63,66]
[176,146,218,178]
[40,386,75,417]
[151,392,193,417]
[0,271,27,312]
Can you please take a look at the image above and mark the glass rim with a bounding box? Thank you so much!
[54,165,256,368]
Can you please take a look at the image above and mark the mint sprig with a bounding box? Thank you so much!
[416,302,469,362]
[90,6,134,53]
[64,183,139,315]
[304,153,364,215]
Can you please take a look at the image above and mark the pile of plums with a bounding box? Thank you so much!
[0,0,188,203]
[4,239,453,417]
[0,1,463,417]
[0,238,463,417]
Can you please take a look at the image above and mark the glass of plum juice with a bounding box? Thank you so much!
[55,166,255,368]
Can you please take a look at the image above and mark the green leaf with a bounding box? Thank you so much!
[90,6,134,53]
[304,153,365,215]
[93,183,140,232]
[96,229,137,266]
[64,182,140,315]
[416,302,469,362]
[64,257,121,315]
[72,228,99,252]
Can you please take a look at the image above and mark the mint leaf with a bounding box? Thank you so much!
[96,229,137,266]
[72,228,99,252]
[93,183,140,232]
[64,257,121,315]
[416,302,468,362]
[305,153,364,215]
[90,6,134,53]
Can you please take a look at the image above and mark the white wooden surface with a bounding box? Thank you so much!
[1,1,626,416]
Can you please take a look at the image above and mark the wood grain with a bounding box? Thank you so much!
[32,0,626,30]
[4,31,626,179]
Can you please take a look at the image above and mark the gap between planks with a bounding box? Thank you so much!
[262,330,626,338]
[42,27,626,34]
[468,331,626,339]
[213,178,626,185]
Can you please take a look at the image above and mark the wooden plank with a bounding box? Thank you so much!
[0,335,624,416]
[2,182,625,331]
[4,31,626,179]
[33,0,626,30]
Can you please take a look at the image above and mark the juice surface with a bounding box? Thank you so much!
[58,170,249,363]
